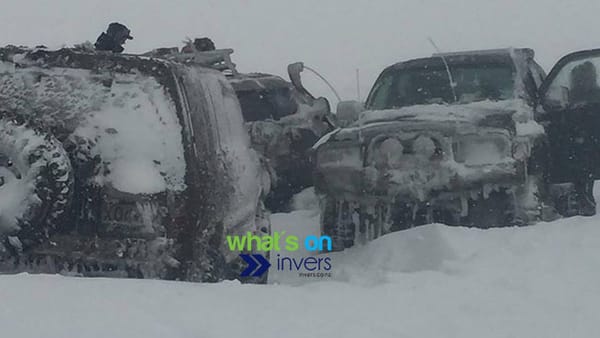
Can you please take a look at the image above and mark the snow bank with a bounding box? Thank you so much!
[2,214,600,337]
[2,190,600,338]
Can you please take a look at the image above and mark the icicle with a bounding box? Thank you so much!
[460,195,469,217]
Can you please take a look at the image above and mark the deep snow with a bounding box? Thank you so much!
[1,187,599,337]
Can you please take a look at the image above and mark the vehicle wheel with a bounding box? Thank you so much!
[0,117,73,252]
[321,197,416,250]
[523,138,560,222]
[513,175,559,223]
[463,190,513,228]
[549,181,594,217]
[321,197,357,251]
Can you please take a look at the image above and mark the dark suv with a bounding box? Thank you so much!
[0,46,266,281]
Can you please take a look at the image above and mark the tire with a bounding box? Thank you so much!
[321,197,395,251]
[463,190,513,228]
[0,116,73,251]
[321,197,357,251]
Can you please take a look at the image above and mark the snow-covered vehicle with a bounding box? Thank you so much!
[0,46,265,281]
[314,48,551,250]
[231,65,333,211]
[146,47,334,212]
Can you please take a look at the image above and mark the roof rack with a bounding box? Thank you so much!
[145,48,239,75]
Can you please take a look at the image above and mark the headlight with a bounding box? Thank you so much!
[453,134,510,165]
[413,135,442,159]
[368,137,404,168]
[316,144,362,168]
[368,135,444,168]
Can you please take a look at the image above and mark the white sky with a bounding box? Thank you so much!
[2,0,600,104]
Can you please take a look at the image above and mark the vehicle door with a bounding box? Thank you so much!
[538,49,600,183]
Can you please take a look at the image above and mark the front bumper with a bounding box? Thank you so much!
[314,159,525,202]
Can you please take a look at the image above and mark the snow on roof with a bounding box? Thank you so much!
[433,47,534,58]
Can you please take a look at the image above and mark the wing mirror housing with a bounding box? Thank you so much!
[287,62,315,100]
[336,100,365,127]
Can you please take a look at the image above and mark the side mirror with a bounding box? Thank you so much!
[287,62,315,100]
[336,100,365,127]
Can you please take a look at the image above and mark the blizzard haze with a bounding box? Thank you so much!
[2,0,600,104]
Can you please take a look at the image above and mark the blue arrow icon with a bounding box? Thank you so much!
[239,254,271,277]
[252,254,271,277]
[240,254,258,277]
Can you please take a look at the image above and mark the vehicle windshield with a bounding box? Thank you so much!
[237,87,298,122]
[366,63,515,110]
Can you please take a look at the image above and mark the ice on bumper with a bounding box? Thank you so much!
[315,124,522,201]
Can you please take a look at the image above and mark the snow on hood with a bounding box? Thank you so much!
[355,99,544,137]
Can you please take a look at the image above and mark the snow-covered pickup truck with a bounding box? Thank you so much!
[314,48,553,250]
[0,46,266,281]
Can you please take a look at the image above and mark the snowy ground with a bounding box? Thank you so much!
[1,187,600,337]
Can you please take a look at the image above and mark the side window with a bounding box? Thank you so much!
[367,72,394,109]
[237,90,276,121]
[544,56,600,108]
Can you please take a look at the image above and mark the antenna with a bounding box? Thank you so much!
[356,68,361,101]
[427,37,457,102]
[303,65,342,102]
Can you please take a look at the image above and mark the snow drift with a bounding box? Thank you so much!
[1,209,599,338]
[4,184,598,338]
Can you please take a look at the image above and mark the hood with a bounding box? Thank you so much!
[313,100,529,148]
[356,99,521,127]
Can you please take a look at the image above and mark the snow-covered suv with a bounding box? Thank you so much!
[0,46,265,281]
[314,48,550,250]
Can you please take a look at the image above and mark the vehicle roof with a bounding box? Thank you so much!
[227,72,291,92]
[385,48,534,72]
[0,46,184,79]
